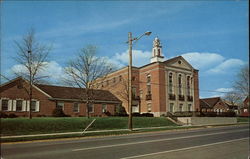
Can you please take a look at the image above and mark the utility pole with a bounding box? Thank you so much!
[128,32,133,130]
[127,31,152,131]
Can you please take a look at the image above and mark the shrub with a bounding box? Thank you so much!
[0,112,8,118]
[141,113,154,117]
[8,113,18,118]
[132,112,141,117]
[52,108,67,117]
[104,111,111,116]
[115,105,128,116]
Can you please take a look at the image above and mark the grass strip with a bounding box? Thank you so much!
[1,126,201,143]
[1,117,176,136]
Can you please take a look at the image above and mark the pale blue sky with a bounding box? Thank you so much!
[1,1,249,98]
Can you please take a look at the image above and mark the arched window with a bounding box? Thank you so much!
[169,73,173,94]
[187,76,191,96]
[178,74,182,95]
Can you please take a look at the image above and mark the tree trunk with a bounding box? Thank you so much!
[29,79,32,119]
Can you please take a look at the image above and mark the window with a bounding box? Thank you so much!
[158,49,161,55]
[113,77,116,83]
[73,103,79,112]
[132,76,136,81]
[57,102,64,110]
[119,75,122,81]
[147,85,151,94]
[88,103,94,113]
[179,104,183,112]
[169,73,173,94]
[187,76,191,96]
[31,101,36,112]
[147,75,151,83]
[16,100,23,112]
[170,103,174,112]
[132,87,136,98]
[147,103,152,112]
[139,90,143,98]
[1,99,9,111]
[102,104,107,113]
[188,104,192,112]
[178,74,182,95]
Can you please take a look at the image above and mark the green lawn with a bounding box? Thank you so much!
[237,117,249,123]
[1,117,176,136]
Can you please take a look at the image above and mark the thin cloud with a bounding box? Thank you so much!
[37,19,133,39]
[110,49,156,67]
[10,61,65,84]
[181,52,225,70]
[207,59,244,74]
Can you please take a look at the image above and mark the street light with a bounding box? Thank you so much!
[127,31,152,131]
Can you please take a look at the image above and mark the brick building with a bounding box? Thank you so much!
[0,77,121,117]
[200,97,238,113]
[240,96,249,117]
[96,37,200,117]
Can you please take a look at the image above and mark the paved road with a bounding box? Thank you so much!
[1,125,249,159]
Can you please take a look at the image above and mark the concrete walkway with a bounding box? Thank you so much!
[1,126,183,139]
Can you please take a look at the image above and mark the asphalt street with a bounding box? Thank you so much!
[1,125,249,159]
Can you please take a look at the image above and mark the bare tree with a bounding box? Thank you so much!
[223,91,242,105]
[64,45,114,118]
[14,29,52,119]
[232,65,249,98]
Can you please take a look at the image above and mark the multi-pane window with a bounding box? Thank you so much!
[132,87,136,98]
[73,103,79,112]
[170,103,174,112]
[57,102,64,110]
[147,103,152,112]
[119,75,122,81]
[139,90,143,98]
[179,104,183,112]
[16,100,23,112]
[88,103,94,113]
[1,99,9,111]
[31,101,36,112]
[169,73,173,94]
[147,85,151,94]
[178,74,182,95]
[146,74,151,95]
[187,76,191,96]
[113,77,116,83]
[188,104,192,112]
[147,75,151,83]
[102,104,107,113]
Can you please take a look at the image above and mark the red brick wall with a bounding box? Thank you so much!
[0,79,118,117]
[0,79,55,117]
[193,70,200,111]
[213,100,228,112]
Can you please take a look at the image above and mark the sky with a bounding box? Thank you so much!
[1,0,249,98]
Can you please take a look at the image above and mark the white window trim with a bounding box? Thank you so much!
[57,101,65,110]
[102,104,107,113]
[16,99,24,112]
[89,104,94,113]
[0,98,12,111]
[73,103,80,113]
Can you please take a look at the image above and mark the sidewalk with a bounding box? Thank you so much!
[1,126,183,139]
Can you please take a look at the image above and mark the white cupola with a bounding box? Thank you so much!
[151,37,164,63]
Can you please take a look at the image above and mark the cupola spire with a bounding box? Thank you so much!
[151,37,164,63]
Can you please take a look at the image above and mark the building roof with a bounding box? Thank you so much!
[0,76,121,103]
[36,84,121,103]
[200,97,221,107]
